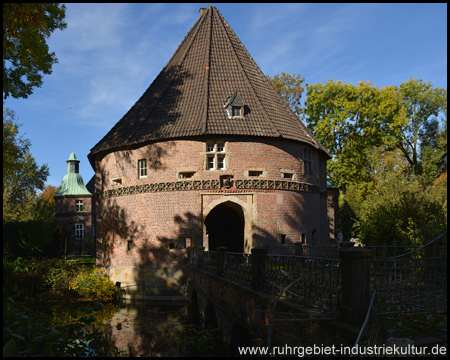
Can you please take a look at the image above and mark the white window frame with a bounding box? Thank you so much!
[75,200,84,213]
[205,141,226,171]
[75,223,84,240]
[138,159,147,178]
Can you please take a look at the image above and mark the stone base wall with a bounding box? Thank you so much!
[105,263,188,299]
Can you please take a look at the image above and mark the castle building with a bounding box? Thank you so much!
[55,152,95,256]
[86,6,332,293]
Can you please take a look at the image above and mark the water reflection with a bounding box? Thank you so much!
[99,301,188,356]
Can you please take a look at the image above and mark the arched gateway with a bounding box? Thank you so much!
[205,202,245,252]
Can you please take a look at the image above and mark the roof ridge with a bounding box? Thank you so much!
[201,6,212,134]
[124,11,208,146]
[215,9,282,138]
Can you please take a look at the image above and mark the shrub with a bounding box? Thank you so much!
[69,267,120,301]
[3,295,105,357]
[355,173,447,246]
[43,259,79,294]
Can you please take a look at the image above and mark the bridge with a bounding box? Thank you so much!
[186,232,447,350]
[185,243,369,349]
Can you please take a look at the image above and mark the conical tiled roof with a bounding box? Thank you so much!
[89,6,330,164]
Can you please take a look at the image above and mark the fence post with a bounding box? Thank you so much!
[197,246,205,269]
[216,247,228,277]
[251,247,267,291]
[339,243,373,325]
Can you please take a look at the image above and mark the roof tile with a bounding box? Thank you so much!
[89,6,330,163]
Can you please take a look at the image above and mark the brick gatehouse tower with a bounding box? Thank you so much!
[88,6,331,295]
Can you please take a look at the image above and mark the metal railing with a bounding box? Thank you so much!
[187,247,342,315]
[351,289,386,357]
[262,254,341,314]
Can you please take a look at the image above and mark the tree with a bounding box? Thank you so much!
[3,111,50,221]
[267,72,305,117]
[418,90,447,185]
[394,79,447,177]
[3,152,49,221]
[354,171,446,246]
[303,80,407,188]
[3,107,30,177]
[3,3,67,99]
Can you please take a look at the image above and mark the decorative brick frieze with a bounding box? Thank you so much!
[101,178,319,199]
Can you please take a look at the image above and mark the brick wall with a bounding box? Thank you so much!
[93,137,330,288]
[55,194,94,255]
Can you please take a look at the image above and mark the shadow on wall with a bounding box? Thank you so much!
[96,205,204,355]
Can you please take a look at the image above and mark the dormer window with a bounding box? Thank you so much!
[232,106,242,117]
[224,92,245,119]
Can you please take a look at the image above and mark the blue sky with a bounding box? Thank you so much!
[4,3,447,188]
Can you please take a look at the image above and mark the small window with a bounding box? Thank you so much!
[281,169,296,180]
[127,240,133,251]
[138,159,147,178]
[178,171,195,179]
[206,155,215,170]
[303,148,313,176]
[111,178,123,186]
[300,233,306,244]
[217,155,225,170]
[249,170,263,177]
[75,223,84,240]
[216,142,225,152]
[75,200,84,213]
[280,234,287,245]
[224,92,245,119]
[169,238,187,251]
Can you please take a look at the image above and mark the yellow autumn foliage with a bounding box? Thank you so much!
[69,267,120,301]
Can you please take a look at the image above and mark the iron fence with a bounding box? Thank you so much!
[261,254,341,314]
[203,250,217,274]
[223,252,252,286]
[369,228,447,316]
[267,244,340,259]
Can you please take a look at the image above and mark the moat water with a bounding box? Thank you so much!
[46,300,230,357]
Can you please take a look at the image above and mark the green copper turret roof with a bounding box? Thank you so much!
[55,152,92,197]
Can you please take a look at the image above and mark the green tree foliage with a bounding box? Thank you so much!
[3,152,49,221]
[3,108,56,256]
[270,74,447,244]
[3,108,30,178]
[394,79,447,176]
[304,80,407,188]
[419,93,447,185]
[354,172,446,246]
[3,108,50,221]
[267,72,305,117]
[3,3,67,99]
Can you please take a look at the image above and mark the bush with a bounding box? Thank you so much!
[355,173,447,246]
[43,259,79,294]
[3,295,105,357]
[69,267,120,301]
